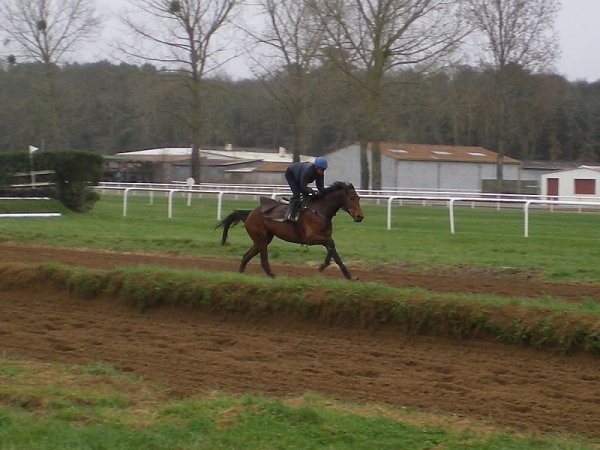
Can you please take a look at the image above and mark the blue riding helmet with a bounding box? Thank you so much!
[314,156,328,169]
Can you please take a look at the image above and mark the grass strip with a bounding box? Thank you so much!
[0,198,67,214]
[5,195,600,283]
[0,356,597,449]
[1,263,599,355]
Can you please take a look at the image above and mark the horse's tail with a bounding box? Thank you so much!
[215,210,251,245]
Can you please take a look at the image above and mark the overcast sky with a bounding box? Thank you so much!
[84,0,600,82]
[555,0,599,81]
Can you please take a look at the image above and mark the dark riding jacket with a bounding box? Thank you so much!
[285,162,325,198]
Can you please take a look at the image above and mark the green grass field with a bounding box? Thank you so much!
[0,356,597,450]
[2,193,600,448]
[2,193,600,281]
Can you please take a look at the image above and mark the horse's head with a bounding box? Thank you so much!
[341,183,364,222]
[318,182,364,222]
[322,182,364,222]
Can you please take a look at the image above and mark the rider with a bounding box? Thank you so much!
[284,156,328,221]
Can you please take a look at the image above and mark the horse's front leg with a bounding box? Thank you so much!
[319,249,333,272]
[323,239,352,280]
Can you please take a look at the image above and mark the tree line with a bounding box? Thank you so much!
[1,60,598,160]
[2,0,598,188]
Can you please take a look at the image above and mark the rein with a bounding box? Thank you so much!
[305,193,346,221]
[295,182,354,222]
[304,204,331,220]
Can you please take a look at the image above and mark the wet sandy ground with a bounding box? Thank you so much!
[1,242,600,436]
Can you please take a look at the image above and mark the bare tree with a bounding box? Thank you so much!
[123,0,241,181]
[247,0,325,162]
[0,0,100,149]
[308,0,466,189]
[465,0,560,185]
[0,0,99,64]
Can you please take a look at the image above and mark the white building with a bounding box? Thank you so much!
[111,146,312,184]
[540,166,600,199]
[325,143,522,192]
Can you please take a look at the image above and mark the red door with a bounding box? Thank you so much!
[547,178,558,199]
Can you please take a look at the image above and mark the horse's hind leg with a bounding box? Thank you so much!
[239,244,260,273]
[240,234,275,278]
[240,211,275,277]
[259,246,275,278]
[258,233,275,278]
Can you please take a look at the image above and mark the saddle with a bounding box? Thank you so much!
[260,197,308,222]
[260,197,289,221]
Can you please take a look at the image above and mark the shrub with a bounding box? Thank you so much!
[38,151,103,212]
[0,152,29,186]
[0,150,103,212]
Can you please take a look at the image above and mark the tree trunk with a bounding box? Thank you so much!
[496,142,504,191]
[360,141,370,189]
[43,63,64,150]
[292,105,302,163]
[495,74,508,189]
[370,140,382,190]
[191,143,200,182]
[190,72,202,182]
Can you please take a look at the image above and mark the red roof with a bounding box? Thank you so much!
[253,162,289,173]
[377,143,520,165]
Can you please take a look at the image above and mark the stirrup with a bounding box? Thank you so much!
[285,210,298,222]
[284,206,293,221]
[285,201,299,222]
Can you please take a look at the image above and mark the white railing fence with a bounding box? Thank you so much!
[93,182,600,237]
[0,197,61,218]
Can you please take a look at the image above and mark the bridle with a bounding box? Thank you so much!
[304,187,354,220]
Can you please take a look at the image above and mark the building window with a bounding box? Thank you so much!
[574,179,596,195]
[547,178,559,197]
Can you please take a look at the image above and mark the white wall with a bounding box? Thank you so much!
[325,144,362,187]
[225,172,284,185]
[391,160,521,191]
[325,144,521,191]
[541,167,600,199]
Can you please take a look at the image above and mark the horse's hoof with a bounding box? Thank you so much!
[318,264,327,272]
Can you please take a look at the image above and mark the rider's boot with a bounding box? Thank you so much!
[285,199,300,222]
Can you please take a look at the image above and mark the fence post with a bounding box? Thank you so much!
[217,192,225,220]
[123,188,132,217]
[524,201,532,237]
[168,190,177,219]
[449,198,456,234]
[386,197,397,230]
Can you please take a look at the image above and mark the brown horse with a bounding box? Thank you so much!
[217,181,364,279]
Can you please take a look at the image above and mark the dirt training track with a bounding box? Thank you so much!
[1,242,600,437]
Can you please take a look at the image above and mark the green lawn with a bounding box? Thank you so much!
[2,193,600,282]
[0,357,596,450]
[2,194,600,448]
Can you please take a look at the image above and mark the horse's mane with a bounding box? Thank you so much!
[322,181,354,195]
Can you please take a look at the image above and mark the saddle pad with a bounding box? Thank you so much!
[260,197,288,221]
